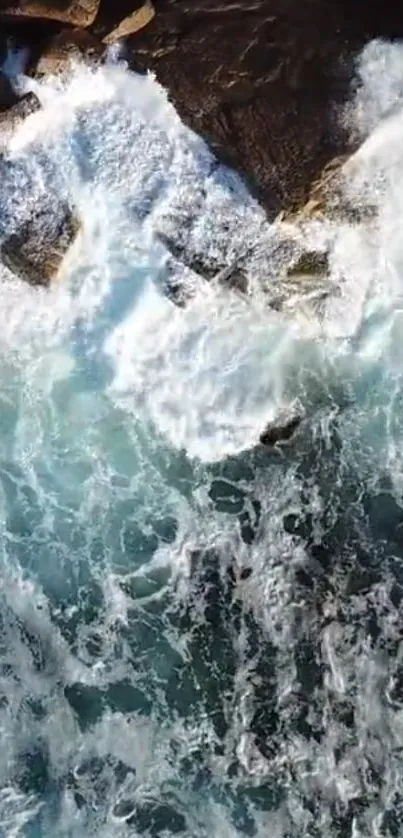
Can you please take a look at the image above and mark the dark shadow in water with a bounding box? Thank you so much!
[3,405,403,836]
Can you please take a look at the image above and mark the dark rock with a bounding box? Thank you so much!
[1,201,80,286]
[208,478,246,514]
[156,230,218,282]
[259,408,302,446]
[0,1,401,224]
[120,0,403,217]
[0,90,41,135]
[158,230,249,299]
[31,26,104,76]
[91,0,153,40]
[17,744,49,796]
[0,0,100,27]
[127,800,186,834]
[0,71,20,112]
[0,1,402,222]
[283,153,379,223]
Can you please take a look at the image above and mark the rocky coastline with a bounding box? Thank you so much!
[0,0,401,278]
[0,0,402,445]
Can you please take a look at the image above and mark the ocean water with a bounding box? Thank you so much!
[1,37,403,838]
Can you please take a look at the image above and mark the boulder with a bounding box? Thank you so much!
[259,407,303,446]
[0,91,41,141]
[121,0,403,219]
[0,0,100,27]
[31,27,104,76]
[156,230,250,306]
[0,203,80,286]
[102,0,155,45]
[264,247,332,316]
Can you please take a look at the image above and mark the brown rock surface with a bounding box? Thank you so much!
[121,0,403,217]
[1,0,403,223]
[102,0,155,45]
[1,203,80,286]
[0,0,100,27]
[0,91,41,137]
[32,27,104,75]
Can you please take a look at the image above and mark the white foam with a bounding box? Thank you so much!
[0,46,402,465]
[1,37,403,838]
[0,60,314,461]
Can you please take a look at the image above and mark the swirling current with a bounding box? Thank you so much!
[1,37,403,838]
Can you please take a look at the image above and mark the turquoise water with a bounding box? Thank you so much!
[1,40,403,838]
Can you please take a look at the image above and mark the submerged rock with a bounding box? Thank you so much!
[1,203,80,286]
[259,406,303,446]
[286,250,329,284]
[32,27,104,77]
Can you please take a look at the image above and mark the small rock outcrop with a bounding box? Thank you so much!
[259,406,303,446]
[0,82,80,288]
[1,203,80,286]
[31,27,104,76]
[0,0,401,294]
[0,90,41,136]
[102,0,155,45]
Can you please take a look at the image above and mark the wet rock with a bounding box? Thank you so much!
[0,0,100,27]
[345,565,381,597]
[0,90,41,137]
[208,478,246,515]
[0,2,402,223]
[123,0,403,218]
[126,800,187,834]
[280,155,348,222]
[264,243,333,316]
[259,407,303,446]
[158,230,249,302]
[283,154,378,224]
[286,250,329,283]
[102,0,155,45]
[31,27,104,76]
[1,202,80,287]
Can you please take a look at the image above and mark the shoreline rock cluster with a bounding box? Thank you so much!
[0,1,401,445]
[0,1,401,288]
